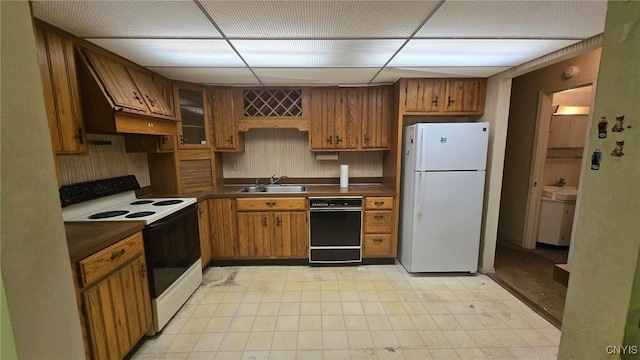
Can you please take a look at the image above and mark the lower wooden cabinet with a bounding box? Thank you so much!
[198,200,212,268]
[237,211,308,259]
[208,198,238,259]
[362,197,396,258]
[73,232,152,360]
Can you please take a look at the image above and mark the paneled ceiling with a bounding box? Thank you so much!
[31,0,607,86]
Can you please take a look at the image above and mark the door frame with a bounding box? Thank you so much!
[522,79,597,250]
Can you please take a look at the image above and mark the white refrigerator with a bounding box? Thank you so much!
[399,122,489,273]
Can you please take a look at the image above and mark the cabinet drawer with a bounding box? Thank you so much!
[364,210,393,233]
[237,197,306,211]
[365,197,393,210]
[363,234,392,257]
[78,232,144,287]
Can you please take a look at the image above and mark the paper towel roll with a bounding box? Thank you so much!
[340,164,349,188]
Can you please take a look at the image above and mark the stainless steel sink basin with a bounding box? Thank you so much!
[239,185,307,193]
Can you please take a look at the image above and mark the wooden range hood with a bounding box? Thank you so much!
[76,48,178,136]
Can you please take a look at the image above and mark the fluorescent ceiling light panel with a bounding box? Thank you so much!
[416,0,607,38]
[147,67,260,85]
[390,39,579,67]
[231,40,404,67]
[252,68,381,85]
[200,1,441,38]
[88,39,245,67]
[31,1,221,38]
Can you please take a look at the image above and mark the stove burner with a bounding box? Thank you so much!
[125,211,156,218]
[153,200,184,206]
[88,210,129,219]
[130,200,154,205]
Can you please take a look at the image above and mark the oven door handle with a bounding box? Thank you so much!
[146,204,197,229]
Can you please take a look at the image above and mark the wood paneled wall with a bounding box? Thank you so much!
[222,129,383,178]
[56,134,150,186]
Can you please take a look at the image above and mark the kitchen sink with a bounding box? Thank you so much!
[239,185,307,193]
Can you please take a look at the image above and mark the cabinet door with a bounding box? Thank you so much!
[548,115,589,148]
[211,87,241,151]
[361,86,391,150]
[178,150,215,193]
[209,198,238,259]
[309,87,336,150]
[237,212,271,258]
[334,88,359,150]
[444,79,483,113]
[83,50,149,113]
[83,255,151,360]
[175,84,210,149]
[404,79,442,112]
[273,212,308,258]
[198,201,212,268]
[35,27,87,154]
[128,68,174,117]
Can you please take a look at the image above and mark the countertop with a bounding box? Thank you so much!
[186,183,396,202]
[65,221,145,263]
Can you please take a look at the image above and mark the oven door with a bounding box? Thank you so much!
[144,204,200,298]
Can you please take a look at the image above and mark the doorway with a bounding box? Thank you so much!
[492,83,595,327]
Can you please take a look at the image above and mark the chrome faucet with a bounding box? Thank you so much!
[270,174,288,185]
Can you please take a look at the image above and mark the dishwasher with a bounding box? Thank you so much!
[308,196,363,264]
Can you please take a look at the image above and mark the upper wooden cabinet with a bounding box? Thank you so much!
[77,48,178,136]
[174,83,210,149]
[210,87,244,152]
[401,78,486,115]
[310,87,390,151]
[34,26,87,155]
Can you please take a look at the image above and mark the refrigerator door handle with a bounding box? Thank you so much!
[416,172,422,215]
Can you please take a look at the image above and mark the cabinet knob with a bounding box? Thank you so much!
[326,136,333,144]
[133,91,143,104]
[447,96,455,107]
[432,96,439,107]
[374,201,384,206]
[363,135,370,144]
[75,127,85,145]
[374,215,384,220]
[140,263,146,279]
[266,202,276,207]
[276,217,282,226]
[146,94,156,107]
[226,135,234,144]
[261,217,268,226]
[110,249,125,261]
[335,136,342,144]
[180,135,185,144]
[373,238,384,243]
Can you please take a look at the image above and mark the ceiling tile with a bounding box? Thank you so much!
[390,39,579,67]
[31,1,221,38]
[200,1,440,38]
[87,39,245,67]
[147,67,260,86]
[230,40,403,67]
[252,68,382,85]
[416,0,607,38]
[375,67,512,82]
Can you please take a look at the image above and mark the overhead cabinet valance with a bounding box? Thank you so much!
[77,48,178,136]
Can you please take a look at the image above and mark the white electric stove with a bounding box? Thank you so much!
[60,175,202,334]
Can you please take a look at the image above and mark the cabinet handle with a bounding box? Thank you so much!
[75,127,85,145]
[198,208,204,216]
[226,135,234,144]
[110,249,125,261]
[326,136,333,144]
[146,94,156,107]
[180,135,184,144]
[432,96,438,107]
[261,217,268,226]
[132,91,143,104]
[374,215,384,220]
[276,217,282,226]
[266,202,276,207]
[140,263,146,279]
[374,201,384,206]
[373,238,384,243]
[363,135,370,144]
[335,135,342,144]
[447,96,455,107]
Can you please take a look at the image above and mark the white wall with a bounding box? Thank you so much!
[0,1,85,358]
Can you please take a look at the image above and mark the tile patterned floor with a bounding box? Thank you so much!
[132,264,559,360]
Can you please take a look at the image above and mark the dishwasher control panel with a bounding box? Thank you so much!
[309,197,362,209]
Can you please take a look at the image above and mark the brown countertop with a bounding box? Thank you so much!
[65,221,145,263]
[183,183,396,201]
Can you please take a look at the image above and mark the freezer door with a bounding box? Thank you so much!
[414,122,489,171]
[409,171,485,272]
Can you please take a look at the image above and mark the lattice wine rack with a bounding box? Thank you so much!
[243,89,303,117]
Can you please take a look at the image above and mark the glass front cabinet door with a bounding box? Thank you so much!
[174,83,210,149]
